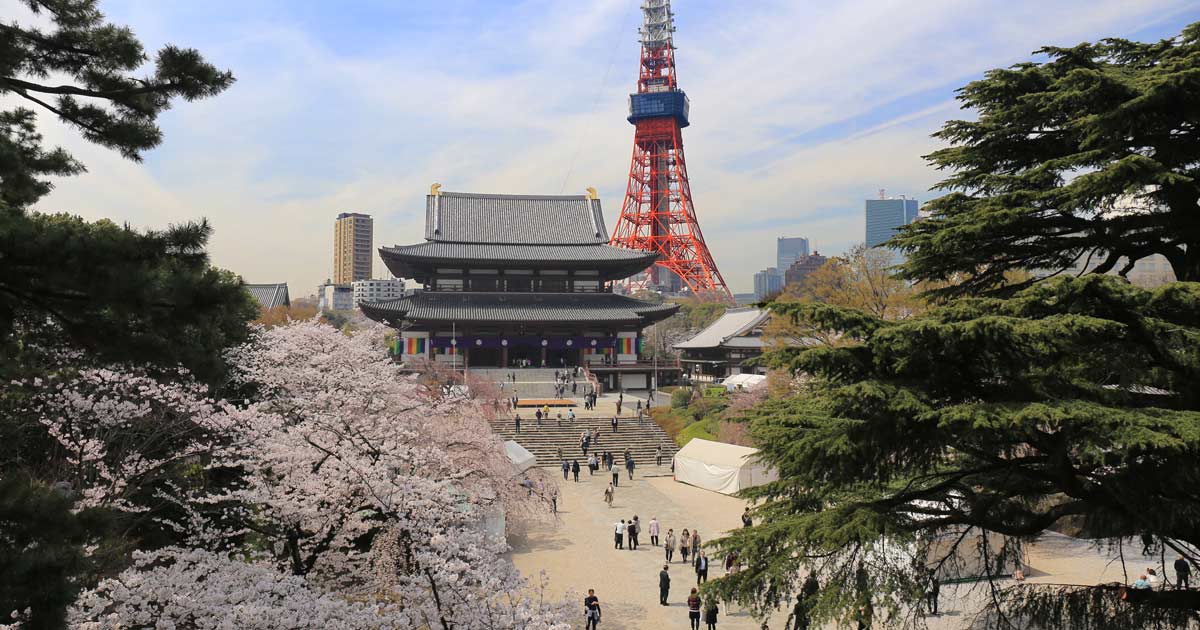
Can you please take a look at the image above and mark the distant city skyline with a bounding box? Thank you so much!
[776,237,811,274]
[23,1,1197,294]
[865,197,919,249]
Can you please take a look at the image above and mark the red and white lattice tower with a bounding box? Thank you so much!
[610,0,732,302]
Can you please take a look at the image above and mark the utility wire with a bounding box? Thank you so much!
[559,0,638,194]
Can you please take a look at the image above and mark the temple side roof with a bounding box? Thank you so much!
[382,242,656,264]
[361,292,679,326]
[426,191,607,245]
[674,307,771,349]
[243,283,290,309]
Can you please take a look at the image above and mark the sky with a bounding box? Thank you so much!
[18,0,1200,294]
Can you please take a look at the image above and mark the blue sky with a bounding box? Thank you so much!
[21,0,1200,294]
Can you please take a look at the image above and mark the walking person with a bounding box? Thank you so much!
[656,444,664,467]
[696,551,709,584]
[665,528,676,562]
[612,415,618,433]
[514,414,521,433]
[604,483,614,507]
[584,589,601,630]
[629,516,640,550]
[659,564,671,606]
[612,464,620,488]
[588,453,597,475]
[571,459,580,482]
[649,516,660,546]
[691,531,702,568]
[535,409,542,427]
[614,519,626,549]
[680,529,691,564]
[1176,556,1192,589]
[925,570,940,615]
[742,507,753,528]
[568,409,576,423]
[557,411,563,426]
[687,588,702,630]
[561,459,569,481]
[626,456,636,480]
[704,598,719,630]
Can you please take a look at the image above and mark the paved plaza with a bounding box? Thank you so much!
[507,455,1188,630]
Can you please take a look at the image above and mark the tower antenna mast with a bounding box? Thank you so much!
[610,0,732,302]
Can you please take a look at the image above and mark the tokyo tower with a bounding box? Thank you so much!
[610,0,732,302]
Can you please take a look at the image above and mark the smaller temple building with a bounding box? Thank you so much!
[674,307,772,379]
[362,187,680,389]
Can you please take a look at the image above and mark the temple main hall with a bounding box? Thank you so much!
[361,187,680,389]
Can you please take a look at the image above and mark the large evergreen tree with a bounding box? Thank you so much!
[895,22,1200,297]
[0,0,255,381]
[1,2,255,626]
[712,275,1200,628]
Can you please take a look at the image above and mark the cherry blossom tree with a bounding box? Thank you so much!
[12,319,568,629]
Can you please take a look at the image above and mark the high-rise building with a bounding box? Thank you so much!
[777,237,810,272]
[352,278,405,306]
[865,194,918,249]
[785,252,829,287]
[333,212,373,284]
[753,267,783,300]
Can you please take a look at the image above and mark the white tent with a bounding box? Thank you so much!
[673,438,777,495]
[504,440,536,472]
[722,373,766,391]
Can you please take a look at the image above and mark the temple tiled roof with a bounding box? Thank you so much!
[674,308,770,349]
[360,292,679,326]
[381,242,656,264]
[243,283,290,309]
[426,192,607,245]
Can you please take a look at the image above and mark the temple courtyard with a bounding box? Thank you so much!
[506,435,1172,629]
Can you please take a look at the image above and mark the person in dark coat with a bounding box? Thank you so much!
[584,589,601,630]
[695,551,709,583]
[571,459,581,482]
[659,564,671,605]
[1176,556,1192,589]
[703,599,719,629]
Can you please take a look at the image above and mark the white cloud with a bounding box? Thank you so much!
[24,0,1195,293]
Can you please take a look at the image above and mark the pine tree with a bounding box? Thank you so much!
[0,0,255,382]
[710,275,1200,627]
[895,22,1200,297]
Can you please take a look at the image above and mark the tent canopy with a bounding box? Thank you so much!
[504,440,536,472]
[722,373,765,391]
[673,438,777,495]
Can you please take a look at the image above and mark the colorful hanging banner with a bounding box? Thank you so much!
[404,337,427,355]
[618,338,635,354]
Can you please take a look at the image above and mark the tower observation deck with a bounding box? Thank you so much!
[610,0,732,301]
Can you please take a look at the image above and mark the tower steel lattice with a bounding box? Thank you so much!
[610,0,732,302]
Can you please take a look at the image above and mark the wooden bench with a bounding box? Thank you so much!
[515,399,577,408]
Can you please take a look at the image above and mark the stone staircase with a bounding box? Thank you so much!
[492,415,677,471]
[473,367,595,399]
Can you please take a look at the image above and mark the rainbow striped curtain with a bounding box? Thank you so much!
[618,338,635,354]
[404,337,427,355]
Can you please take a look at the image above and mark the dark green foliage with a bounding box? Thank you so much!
[0,0,250,382]
[0,3,249,627]
[895,22,1200,296]
[709,276,1200,628]
[672,387,692,409]
[0,476,91,630]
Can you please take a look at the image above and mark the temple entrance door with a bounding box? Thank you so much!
[469,347,501,367]
[508,344,538,367]
[546,348,579,367]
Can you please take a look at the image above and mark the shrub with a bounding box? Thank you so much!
[671,388,692,409]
